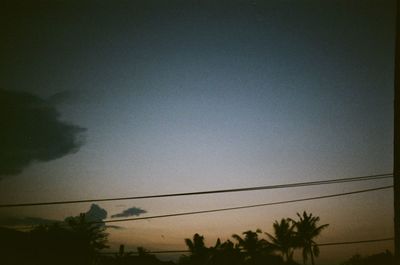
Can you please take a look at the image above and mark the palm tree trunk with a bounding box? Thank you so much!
[310,247,315,265]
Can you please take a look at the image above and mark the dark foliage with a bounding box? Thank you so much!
[341,251,394,265]
[0,213,107,265]
[0,211,388,265]
[179,230,284,265]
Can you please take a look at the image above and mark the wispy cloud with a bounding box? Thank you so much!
[111,207,147,218]
[0,216,59,227]
[105,225,124,230]
[0,204,121,229]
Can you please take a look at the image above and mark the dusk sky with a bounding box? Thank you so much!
[0,1,396,264]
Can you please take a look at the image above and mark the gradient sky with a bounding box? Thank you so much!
[0,1,396,264]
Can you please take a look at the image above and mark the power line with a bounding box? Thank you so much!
[99,237,394,255]
[0,173,392,208]
[5,185,392,230]
[318,237,394,246]
[99,185,392,224]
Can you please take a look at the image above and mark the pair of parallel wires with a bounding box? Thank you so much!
[0,173,394,251]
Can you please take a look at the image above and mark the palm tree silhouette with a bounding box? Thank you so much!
[266,218,296,263]
[184,233,209,265]
[232,229,269,264]
[208,238,242,265]
[291,212,329,265]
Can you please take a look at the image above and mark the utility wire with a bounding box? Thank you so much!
[98,185,392,224]
[4,185,392,229]
[0,173,392,208]
[318,237,394,246]
[99,237,394,255]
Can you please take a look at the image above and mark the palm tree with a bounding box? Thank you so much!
[184,233,209,264]
[266,218,296,263]
[208,238,243,265]
[291,212,329,265]
[232,229,269,264]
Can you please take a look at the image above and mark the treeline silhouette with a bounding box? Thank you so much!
[0,213,108,265]
[340,251,394,265]
[0,211,393,265]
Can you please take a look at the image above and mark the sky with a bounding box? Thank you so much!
[0,0,396,264]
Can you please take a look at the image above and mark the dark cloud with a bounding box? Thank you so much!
[84,203,108,222]
[64,203,107,224]
[64,204,122,229]
[0,89,86,176]
[111,207,147,218]
[0,216,59,227]
[67,204,124,229]
[48,90,81,105]
[0,204,122,229]
[48,89,93,105]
